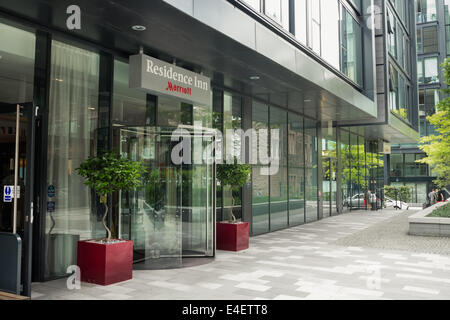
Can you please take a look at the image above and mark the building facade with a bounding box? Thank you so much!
[389,0,448,204]
[0,0,419,296]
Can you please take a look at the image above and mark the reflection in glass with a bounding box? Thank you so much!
[269,107,288,231]
[305,119,318,222]
[252,102,269,235]
[288,113,305,226]
[340,130,351,213]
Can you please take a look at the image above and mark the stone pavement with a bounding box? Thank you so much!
[336,209,450,255]
[31,209,450,300]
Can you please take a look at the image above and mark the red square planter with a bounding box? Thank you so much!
[77,240,133,286]
[216,222,249,252]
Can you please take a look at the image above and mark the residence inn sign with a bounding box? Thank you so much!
[129,53,211,106]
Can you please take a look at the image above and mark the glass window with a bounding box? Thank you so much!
[424,56,439,84]
[425,89,439,117]
[417,0,437,23]
[417,60,424,84]
[390,154,403,177]
[252,101,270,235]
[445,0,450,24]
[269,107,288,231]
[45,40,103,278]
[388,9,397,59]
[112,60,148,126]
[223,92,243,221]
[349,0,361,12]
[243,0,260,11]
[322,127,337,217]
[340,130,351,213]
[294,0,307,44]
[288,113,305,226]
[397,23,404,67]
[304,119,318,222]
[263,0,289,30]
[265,0,281,24]
[422,25,438,53]
[310,0,321,54]
[417,29,423,54]
[340,6,362,85]
[446,26,450,57]
[404,154,417,176]
[389,65,399,113]
[321,0,339,69]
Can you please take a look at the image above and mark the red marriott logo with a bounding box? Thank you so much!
[166,81,192,96]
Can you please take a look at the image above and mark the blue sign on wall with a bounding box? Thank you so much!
[3,186,12,203]
[47,201,55,213]
[48,185,55,198]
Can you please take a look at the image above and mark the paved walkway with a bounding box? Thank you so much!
[32,209,450,300]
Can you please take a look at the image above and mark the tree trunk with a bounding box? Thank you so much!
[229,195,237,223]
[101,195,112,242]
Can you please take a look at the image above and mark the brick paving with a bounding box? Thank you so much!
[335,209,450,255]
[31,209,450,300]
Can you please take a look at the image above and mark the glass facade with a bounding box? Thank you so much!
[387,0,414,125]
[242,0,363,86]
[0,0,418,288]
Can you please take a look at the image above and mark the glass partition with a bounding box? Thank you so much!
[252,101,269,235]
[322,127,337,217]
[269,107,288,231]
[305,119,318,222]
[288,113,305,226]
[340,130,351,213]
[45,40,103,279]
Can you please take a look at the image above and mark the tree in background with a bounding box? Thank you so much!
[418,58,450,188]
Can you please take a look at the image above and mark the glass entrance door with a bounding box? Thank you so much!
[117,126,214,269]
[0,21,36,296]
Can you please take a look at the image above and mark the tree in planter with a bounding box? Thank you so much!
[217,159,251,223]
[76,151,146,242]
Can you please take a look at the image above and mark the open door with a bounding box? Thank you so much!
[0,102,36,296]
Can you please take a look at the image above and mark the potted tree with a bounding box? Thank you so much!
[216,159,251,252]
[76,151,145,285]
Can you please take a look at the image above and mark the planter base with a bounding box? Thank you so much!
[216,222,249,252]
[77,240,133,286]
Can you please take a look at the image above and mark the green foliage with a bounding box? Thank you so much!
[76,151,146,202]
[384,185,412,203]
[398,186,412,203]
[429,203,450,218]
[217,160,251,189]
[324,141,383,190]
[418,58,450,188]
[384,185,397,199]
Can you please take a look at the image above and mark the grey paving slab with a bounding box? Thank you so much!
[31,209,450,300]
